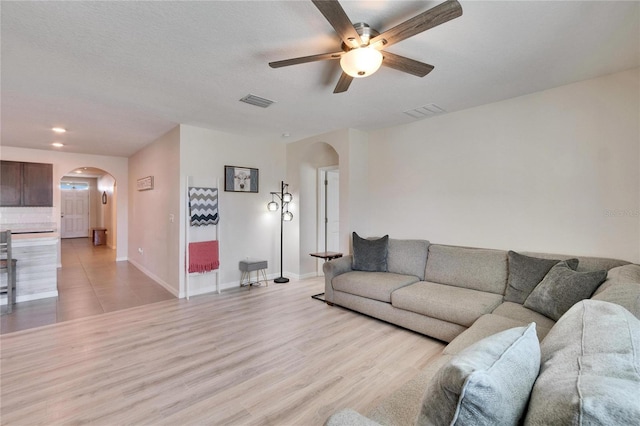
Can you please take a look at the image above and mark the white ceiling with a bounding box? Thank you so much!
[2,1,638,158]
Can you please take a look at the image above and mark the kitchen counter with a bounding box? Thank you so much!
[1,231,58,305]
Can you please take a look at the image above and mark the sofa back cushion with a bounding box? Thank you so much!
[387,239,430,280]
[424,245,508,294]
[524,300,640,425]
[592,264,640,319]
[521,251,629,272]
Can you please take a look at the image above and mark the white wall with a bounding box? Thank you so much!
[286,128,370,278]
[0,146,129,261]
[179,125,285,296]
[366,68,640,263]
[97,173,117,248]
[128,126,181,295]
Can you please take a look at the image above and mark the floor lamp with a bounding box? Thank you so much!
[267,181,293,283]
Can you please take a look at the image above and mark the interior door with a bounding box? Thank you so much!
[61,189,89,238]
[326,170,340,252]
[317,168,340,275]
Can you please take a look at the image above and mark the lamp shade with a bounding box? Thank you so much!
[283,211,293,222]
[340,47,383,78]
[283,192,293,203]
[267,201,278,211]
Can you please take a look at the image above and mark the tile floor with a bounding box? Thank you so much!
[1,238,174,334]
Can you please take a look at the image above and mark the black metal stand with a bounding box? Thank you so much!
[274,181,289,284]
[311,292,325,301]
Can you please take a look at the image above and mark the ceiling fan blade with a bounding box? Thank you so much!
[333,72,353,93]
[381,51,434,77]
[269,51,343,68]
[370,0,462,49]
[312,0,362,48]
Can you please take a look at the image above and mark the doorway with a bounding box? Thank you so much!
[60,167,117,248]
[317,167,340,275]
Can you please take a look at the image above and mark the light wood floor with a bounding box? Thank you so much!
[0,277,444,425]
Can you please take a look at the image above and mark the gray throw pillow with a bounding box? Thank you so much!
[505,251,579,304]
[524,261,607,321]
[352,232,388,272]
[419,323,540,426]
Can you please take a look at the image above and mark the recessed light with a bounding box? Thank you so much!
[75,170,83,174]
[52,142,64,147]
[52,127,66,133]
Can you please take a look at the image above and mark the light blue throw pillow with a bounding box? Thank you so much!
[419,323,540,426]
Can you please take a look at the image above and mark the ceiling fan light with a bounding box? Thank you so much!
[340,47,383,78]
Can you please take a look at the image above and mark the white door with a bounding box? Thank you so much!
[61,189,89,238]
[326,170,340,252]
[317,168,340,275]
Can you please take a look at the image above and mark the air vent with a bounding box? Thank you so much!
[239,94,276,108]
[403,103,446,119]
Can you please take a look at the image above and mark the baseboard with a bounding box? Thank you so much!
[128,259,179,297]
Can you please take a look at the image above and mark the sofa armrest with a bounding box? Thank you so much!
[325,409,381,426]
[323,255,353,304]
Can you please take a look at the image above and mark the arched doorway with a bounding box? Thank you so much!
[298,142,339,276]
[60,166,117,248]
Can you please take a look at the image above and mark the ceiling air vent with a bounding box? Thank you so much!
[239,94,276,108]
[403,103,446,119]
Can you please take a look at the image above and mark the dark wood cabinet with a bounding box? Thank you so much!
[0,161,53,207]
[22,162,53,206]
[0,161,23,206]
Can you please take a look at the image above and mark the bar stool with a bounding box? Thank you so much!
[1,230,17,314]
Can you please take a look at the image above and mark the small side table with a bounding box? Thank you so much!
[309,252,343,302]
[309,251,343,262]
[239,259,268,288]
[92,228,107,246]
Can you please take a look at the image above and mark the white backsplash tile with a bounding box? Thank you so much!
[0,207,56,231]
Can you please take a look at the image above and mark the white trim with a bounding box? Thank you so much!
[128,258,179,297]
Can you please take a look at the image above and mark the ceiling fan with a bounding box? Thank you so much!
[269,0,463,94]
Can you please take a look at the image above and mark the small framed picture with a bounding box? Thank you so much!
[137,176,154,191]
[224,166,259,193]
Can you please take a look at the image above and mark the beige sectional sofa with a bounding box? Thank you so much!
[323,238,640,425]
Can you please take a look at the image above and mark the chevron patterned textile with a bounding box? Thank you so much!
[189,187,219,226]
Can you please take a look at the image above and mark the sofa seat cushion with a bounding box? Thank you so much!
[444,314,551,355]
[525,300,640,425]
[368,355,451,426]
[420,323,540,426]
[392,281,503,327]
[424,245,508,294]
[492,301,556,331]
[332,271,419,303]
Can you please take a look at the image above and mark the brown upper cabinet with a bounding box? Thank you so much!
[1,161,53,207]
